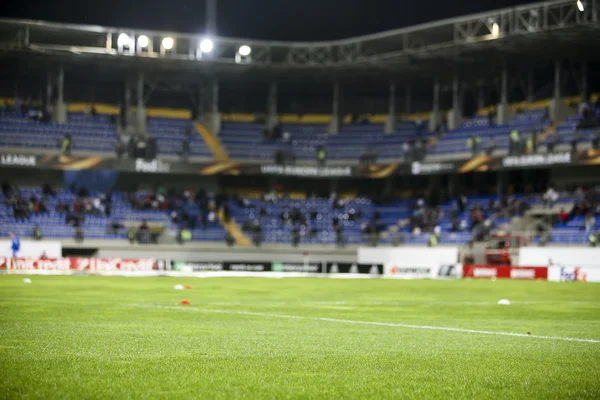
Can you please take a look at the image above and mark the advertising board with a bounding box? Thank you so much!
[0,240,62,258]
[462,264,548,280]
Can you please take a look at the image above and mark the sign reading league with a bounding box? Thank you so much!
[0,153,37,166]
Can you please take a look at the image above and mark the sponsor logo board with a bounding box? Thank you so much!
[0,154,37,166]
[260,165,352,177]
[135,158,170,173]
[462,265,548,280]
[0,257,156,272]
[327,263,383,275]
[502,152,571,168]
[411,162,454,175]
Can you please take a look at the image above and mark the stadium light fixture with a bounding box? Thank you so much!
[577,0,584,12]
[491,23,500,38]
[238,45,252,56]
[200,38,214,53]
[117,33,131,48]
[137,35,149,49]
[162,37,174,50]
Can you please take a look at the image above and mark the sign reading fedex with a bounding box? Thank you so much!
[559,267,588,282]
[519,248,600,283]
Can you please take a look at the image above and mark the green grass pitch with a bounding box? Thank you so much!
[1,276,599,399]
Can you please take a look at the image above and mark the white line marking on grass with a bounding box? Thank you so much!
[129,304,600,344]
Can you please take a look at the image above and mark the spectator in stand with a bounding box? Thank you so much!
[225,231,235,247]
[75,226,84,243]
[61,134,72,156]
[42,183,56,197]
[291,226,300,247]
[585,213,596,233]
[32,225,42,241]
[509,129,521,155]
[466,135,481,156]
[317,145,327,167]
[547,131,560,153]
[543,186,559,208]
[559,208,569,224]
[486,137,496,155]
[9,232,20,263]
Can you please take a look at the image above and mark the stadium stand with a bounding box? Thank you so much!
[428,110,551,159]
[219,121,428,162]
[0,110,117,153]
[0,109,213,158]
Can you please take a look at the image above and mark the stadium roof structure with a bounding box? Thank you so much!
[0,0,599,81]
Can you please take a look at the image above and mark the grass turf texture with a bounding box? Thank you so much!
[1,277,599,399]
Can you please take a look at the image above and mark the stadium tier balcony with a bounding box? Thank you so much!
[0,111,214,158]
[219,121,427,163]
[427,110,551,159]
[146,118,213,158]
[0,111,117,153]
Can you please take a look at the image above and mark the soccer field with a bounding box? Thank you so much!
[1,276,599,399]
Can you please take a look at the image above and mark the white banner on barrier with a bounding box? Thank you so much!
[359,247,459,279]
[0,240,62,258]
[547,266,600,282]
[519,247,600,282]
[519,247,600,267]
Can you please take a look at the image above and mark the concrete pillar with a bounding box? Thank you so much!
[266,82,279,130]
[384,82,396,134]
[446,76,463,130]
[553,60,561,99]
[205,0,217,35]
[581,62,588,100]
[210,79,221,134]
[196,86,204,122]
[429,78,442,132]
[136,72,147,135]
[45,71,53,111]
[123,79,131,130]
[53,67,67,123]
[550,60,568,122]
[328,82,340,135]
[477,82,485,112]
[496,66,513,125]
[527,70,534,103]
[405,86,411,115]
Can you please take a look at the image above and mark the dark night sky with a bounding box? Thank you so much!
[1,0,531,41]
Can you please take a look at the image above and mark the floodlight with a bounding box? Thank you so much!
[238,45,251,56]
[117,33,130,47]
[200,38,214,53]
[492,23,500,37]
[577,0,584,12]
[137,35,149,48]
[162,37,174,50]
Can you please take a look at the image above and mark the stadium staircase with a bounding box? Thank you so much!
[195,122,230,161]
[218,208,251,246]
[535,121,559,146]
